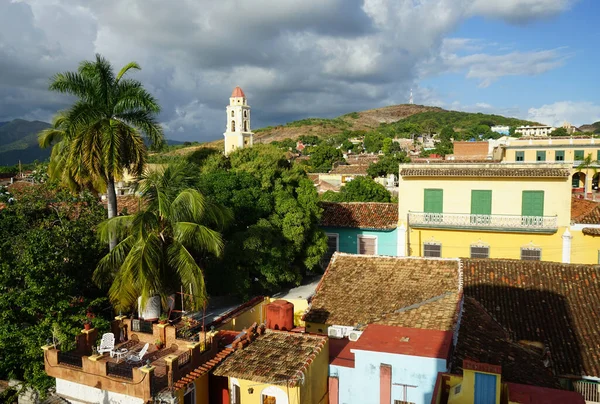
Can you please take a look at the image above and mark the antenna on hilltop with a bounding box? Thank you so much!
[409,89,414,105]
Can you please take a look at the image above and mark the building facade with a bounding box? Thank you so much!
[515,125,555,137]
[397,163,582,263]
[224,86,253,155]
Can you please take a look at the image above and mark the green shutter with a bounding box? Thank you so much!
[424,189,443,213]
[522,191,544,216]
[575,150,584,161]
[555,150,564,161]
[516,151,524,161]
[597,150,600,161]
[536,151,546,161]
[471,190,492,215]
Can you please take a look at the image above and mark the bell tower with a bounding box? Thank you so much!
[224,86,253,155]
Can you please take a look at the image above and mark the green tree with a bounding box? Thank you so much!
[439,125,456,142]
[305,145,344,173]
[0,184,109,394]
[363,132,385,153]
[552,127,569,136]
[40,54,164,249]
[197,145,327,296]
[367,153,410,177]
[94,163,231,312]
[422,119,437,135]
[298,135,320,145]
[321,176,391,202]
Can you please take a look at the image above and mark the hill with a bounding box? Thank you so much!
[0,118,185,166]
[163,104,539,156]
[0,119,52,166]
[579,122,600,134]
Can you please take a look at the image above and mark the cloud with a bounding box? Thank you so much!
[0,0,575,141]
[527,101,600,126]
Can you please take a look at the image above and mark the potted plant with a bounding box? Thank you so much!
[83,319,92,331]
[155,339,164,350]
[158,314,168,325]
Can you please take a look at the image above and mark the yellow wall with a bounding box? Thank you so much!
[174,373,209,404]
[570,231,600,265]
[408,228,566,262]
[214,298,268,332]
[447,369,501,404]
[269,297,310,327]
[233,378,301,404]
[304,322,329,335]
[398,165,572,227]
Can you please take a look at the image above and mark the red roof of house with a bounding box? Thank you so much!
[351,324,453,360]
[329,338,356,368]
[319,202,398,230]
[506,382,585,404]
[571,197,600,223]
[231,86,245,98]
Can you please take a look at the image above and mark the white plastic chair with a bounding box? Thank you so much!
[97,333,115,355]
[125,342,149,364]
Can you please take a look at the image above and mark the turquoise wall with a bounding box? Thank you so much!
[330,350,446,404]
[321,226,398,256]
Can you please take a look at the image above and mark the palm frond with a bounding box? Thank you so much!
[97,215,135,244]
[173,221,224,257]
[167,241,207,310]
[93,235,136,287]
[115,61,141,82]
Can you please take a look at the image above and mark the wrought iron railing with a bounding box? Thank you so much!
[131,319,154,334]
[106,362,133,379]
[178,350,191,369]
[573,380,600,403]
[57,351,83,368]
[408,212,558,232]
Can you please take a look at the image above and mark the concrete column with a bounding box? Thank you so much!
[328,377,339,404]
[398,223,407,257]
[562,228,572,264]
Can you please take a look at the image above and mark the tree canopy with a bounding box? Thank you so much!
[321,176,392,203]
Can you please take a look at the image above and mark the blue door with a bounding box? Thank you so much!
[474,373,497,404]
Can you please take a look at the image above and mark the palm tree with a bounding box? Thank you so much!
[40,54,164,248]
[576,153,600,194]
[93,164,232,312]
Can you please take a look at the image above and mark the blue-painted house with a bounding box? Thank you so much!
[319,202,399,263]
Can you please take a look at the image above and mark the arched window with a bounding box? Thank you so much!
[244,110,248,118]
[231,110,234,117]
[231,120,236,132]
[244,121,248,132]
[261,386,288,404]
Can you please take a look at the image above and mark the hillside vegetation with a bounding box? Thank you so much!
[579,121,600,134]
[0,119,52,165]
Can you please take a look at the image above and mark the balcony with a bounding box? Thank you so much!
[408,212,558,233]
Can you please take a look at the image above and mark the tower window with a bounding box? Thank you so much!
[231,110,234,117]
[244,110,248,118]
[231,120,235,132]
[244,121,248,131]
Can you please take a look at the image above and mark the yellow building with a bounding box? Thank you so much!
[497,136,600,195]
[397,162,600,264]
[213,330,329,404]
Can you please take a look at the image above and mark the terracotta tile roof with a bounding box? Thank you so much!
[231,86,245,98]
[307,173,320,184]
[582,227,600,236]
[174,347,234,390]
[329,164,370,175]
[212,330,327,387]
[400,167,570,178]
[316,179,341,193]
[459,258,600,381]
[571,197,600,223]
[507,382,586,404]
[319,202,398,230]
[304,254,460,329]
[451,297,560,388]
[346,155,380,164]
[101,195,145,215]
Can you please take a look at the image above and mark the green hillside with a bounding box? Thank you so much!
[0,119,52,166]
[396,110,539,133]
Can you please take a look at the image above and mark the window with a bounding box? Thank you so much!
[263,396,276,404]
[575,150,585,161]
[244,110,248,118]
[424,243,441,258]
[597,150,600,161]
[454,384,462,394]
[521,191,544,216]
[322,234,338,266]
[515,151,524,161]
[358,235,377,255]
[232,382,241,404]
[521,248,541,261]
[244,120,248,131]
[470,245,490,258]
[231,110,234,117]
[231,120,236,132]
[572,173,583,188]
[424,189,443,213]
[555,150,564,161]
[536,151,546,161]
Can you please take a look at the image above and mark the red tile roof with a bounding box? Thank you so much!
[213,330,327,387]
[459,258,600,381]
[174,347,234,390]
[351,324,453,360]
[400,167,570,178]
[319,202,398,230]
[582,227,600,236]
[231,86,245,98]
[329,164,370,175]
[328,338,356,368]
[304,254,460,329]
[507,382,585,404]
[571,197,600,223]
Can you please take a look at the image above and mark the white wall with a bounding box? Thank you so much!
[55,379,144,404]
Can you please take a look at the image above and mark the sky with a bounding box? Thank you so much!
[1,0,599,142]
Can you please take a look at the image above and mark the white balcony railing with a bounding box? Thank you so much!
[408,212,558,232]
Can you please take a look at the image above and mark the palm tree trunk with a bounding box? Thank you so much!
[106,176,118,250]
